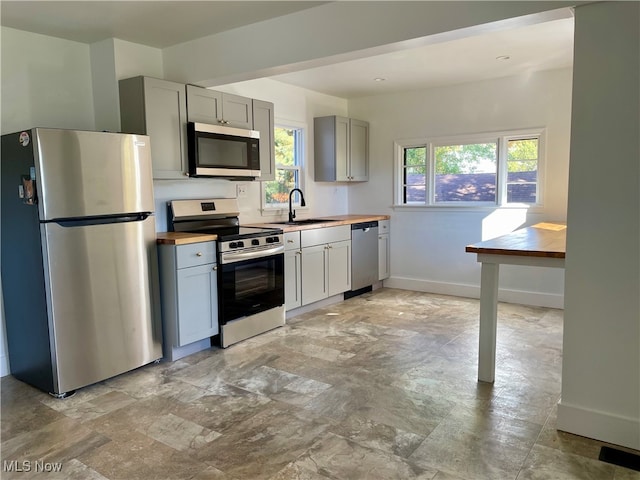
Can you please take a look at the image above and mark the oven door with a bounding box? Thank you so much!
[218,252,284,324]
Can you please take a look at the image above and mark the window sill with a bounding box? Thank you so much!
[392,203,544,213]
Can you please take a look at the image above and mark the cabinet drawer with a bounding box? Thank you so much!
[301,225,350,248]
[284,231,301,251]
[176,242,216,269]
[379,220,390,233]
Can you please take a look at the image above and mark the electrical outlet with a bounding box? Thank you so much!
[236,184,248,198]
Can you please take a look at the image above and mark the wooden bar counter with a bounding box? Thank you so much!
[466,222,566,383]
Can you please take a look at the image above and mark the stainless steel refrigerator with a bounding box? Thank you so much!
[1,128,163,397]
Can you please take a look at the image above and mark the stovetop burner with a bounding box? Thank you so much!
[167,198,284,263]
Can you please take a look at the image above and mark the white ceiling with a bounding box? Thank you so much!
[0,1,574,99]
[0,1,327,48]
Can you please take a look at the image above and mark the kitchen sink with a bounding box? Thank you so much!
[271,218,341,225]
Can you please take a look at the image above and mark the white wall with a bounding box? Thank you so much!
[558,2,640,450]
[348,68,572,308]
[1,27,95,134]
[91,38,165,132]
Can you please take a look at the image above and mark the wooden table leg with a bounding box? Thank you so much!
[478,261,499,383]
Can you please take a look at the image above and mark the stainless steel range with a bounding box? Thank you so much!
[168,198,285,347]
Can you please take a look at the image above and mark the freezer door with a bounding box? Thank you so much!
[33,129,154,220]
[41,216,162,394]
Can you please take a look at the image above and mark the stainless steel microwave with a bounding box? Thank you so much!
[187,122,261,179]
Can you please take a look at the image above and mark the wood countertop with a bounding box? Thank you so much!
[465,222,566,259]
[247,214,390,233]
[157,215,390,245]
[156,232,218,246]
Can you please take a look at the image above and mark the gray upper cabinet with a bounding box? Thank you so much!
[119,76,188,179]
[185,85,222,125]
[186,85,253,129]
[252,99,276,181]
[314,116,369,182]
[348,119,369,181]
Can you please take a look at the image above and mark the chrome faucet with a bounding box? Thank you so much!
[288,188,306,223]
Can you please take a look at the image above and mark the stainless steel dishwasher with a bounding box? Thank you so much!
[350,221,379,291]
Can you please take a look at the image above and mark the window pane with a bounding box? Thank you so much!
[507,138,538,203]
[404,146,427,166]
[274,127,297,166]
[404,166,426,184]
[508,139,538,161]
[404,185,426,203]
[434,143,497,202]
[265,126,303,207]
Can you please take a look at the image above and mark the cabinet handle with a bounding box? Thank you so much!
[196,252,203,257]
[213,266,218,270]
[287,239,294,243]
[296,250,301,255]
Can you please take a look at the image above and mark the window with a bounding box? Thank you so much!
[263,125,304,209]
[396,129,543,207]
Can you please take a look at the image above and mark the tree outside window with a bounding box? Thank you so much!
[264,126,303,208]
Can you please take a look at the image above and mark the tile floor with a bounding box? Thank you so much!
[1,289,639,479]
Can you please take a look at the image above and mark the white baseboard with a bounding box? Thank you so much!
[286,294,344,320]
[0,354,9,377]
[557,401,640,450]
[383,276,564,309]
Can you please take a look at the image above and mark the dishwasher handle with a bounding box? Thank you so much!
[351,221,378,231]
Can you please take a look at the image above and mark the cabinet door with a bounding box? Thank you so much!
[186,85,222,124]
[285,249,302,310]
[253,99,275,181]
[327,240,351,296]
[176,263,218,346]
[301,244,328,306]
[335,116,350,181]
[349,119,369,181]
[221,93,253,129]
[119,77,188,180]
[378,233,390,280]
[145,79,187,179]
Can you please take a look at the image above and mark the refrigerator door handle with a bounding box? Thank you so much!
[54,212,152,228]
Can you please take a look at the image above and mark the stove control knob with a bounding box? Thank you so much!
[237,241,245,248]
[271,236,280,243]
[266,237,275,243]
[252,239,260,246]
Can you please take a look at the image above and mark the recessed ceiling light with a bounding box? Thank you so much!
[374,77,386,82]
[496,55,511,61]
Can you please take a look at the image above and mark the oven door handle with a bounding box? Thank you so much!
[220,245,285,264]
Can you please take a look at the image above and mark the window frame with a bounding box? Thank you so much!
[261,120,307,213]
[394,128,545,209]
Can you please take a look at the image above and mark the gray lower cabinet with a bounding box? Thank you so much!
[378,220,390,281]
[300,226,351,306]
[158,241,218,361]
[119,76,188,180]
[284,232,302,310]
